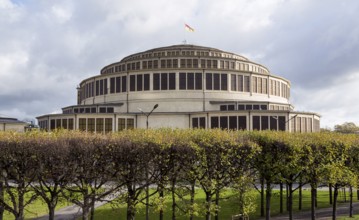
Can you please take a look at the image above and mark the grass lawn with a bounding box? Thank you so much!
[2,195,71,220]
[92,187,356,220]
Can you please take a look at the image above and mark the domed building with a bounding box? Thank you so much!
[37,44,320,132]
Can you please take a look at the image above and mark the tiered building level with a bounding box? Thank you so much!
[37,45,320,132]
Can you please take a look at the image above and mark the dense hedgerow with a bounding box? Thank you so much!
[0,129,358,220]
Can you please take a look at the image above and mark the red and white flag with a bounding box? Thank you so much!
[185,24,195,32]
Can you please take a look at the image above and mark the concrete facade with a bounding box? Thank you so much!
[37,44,320,132]
[0,115,28,132]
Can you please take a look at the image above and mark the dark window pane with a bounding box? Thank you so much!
[220,116,228,129]
[261,105,267,110]
[221,74,227,90]
[238,105,245,110]
[90,82,94,97]
[100,80,104,95]
[161,60,166,68]
[137,74,143,91]
[153,73,160,90]
[154,60,158,68]
[148,60,152,69]
[169,73,175,90]
[195,73,202,90]
[238,116,247,130]
[261,116,269,130]
[253,105,260,110]
[192,118,198,128]
[161,73,168,90]
[107,107,114,113]
[211,117,219,128]
[231,74,236,91]
[220,105,227,111]
[180,59,186,68]
[96,80,99,96]
[187,73,194,90]
[229,116,237,130]
[270,116,278,130]
[144,74,150,91]
[206,73,212,90]
[91,107,96,113]
[116,77,121,93]
[228,105,235,111]
[238,75,244,91]
[104,79,108,94]
[246,105,252,110]
[99,107,106,113]
[199,117,206,128]
[50,119,56,130]
[110,77,115,93]
[213,74,220,90]
[122,76,127,92]
[179,73,186,90]
[253,116,260,130]
[279,116,286,131]
[130,75,136,91]
[244,76,250,92]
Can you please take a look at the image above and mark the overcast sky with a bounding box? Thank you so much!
[1,0,359,129]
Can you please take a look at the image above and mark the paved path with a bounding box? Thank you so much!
[258,202,359,220]
[32,192,119,220]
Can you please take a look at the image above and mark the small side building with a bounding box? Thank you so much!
[0,115,28,132]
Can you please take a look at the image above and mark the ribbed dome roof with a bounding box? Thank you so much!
[120,44,249,62]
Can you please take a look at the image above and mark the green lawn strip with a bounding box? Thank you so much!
[2,191,72,220]
[91,188,357,220]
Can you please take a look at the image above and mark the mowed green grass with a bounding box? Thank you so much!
[92,188,356,220]
[1,187,355,219]
[2,194,71,220]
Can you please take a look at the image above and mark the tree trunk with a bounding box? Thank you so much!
[17,186,25,220]
[357,189,359,200]
[332,186,338,220]
[82,206,90,220]
[82,197,90,220]
[189,180,195,220]
[47,203,56,220]
[215,189,219,220]
[171,179,176,220]
[329,183,333,205]
[299,178,302,211]
[280,182,283,213]
[311,185,316,220]
[288,182,293,220]
[159,185,164,220]
[127,188,136,220]
[286,183,289,211]
[205,191,212,220]
[90,198,95,220]
[265,181,271,220]
[0,181,4,220]
[349,186,353,217]
[260,177,265,217]
[145,167,149,220]
[315,188,318,208]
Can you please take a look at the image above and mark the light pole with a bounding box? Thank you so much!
[138,104,159,129]
[137,104,158,220]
